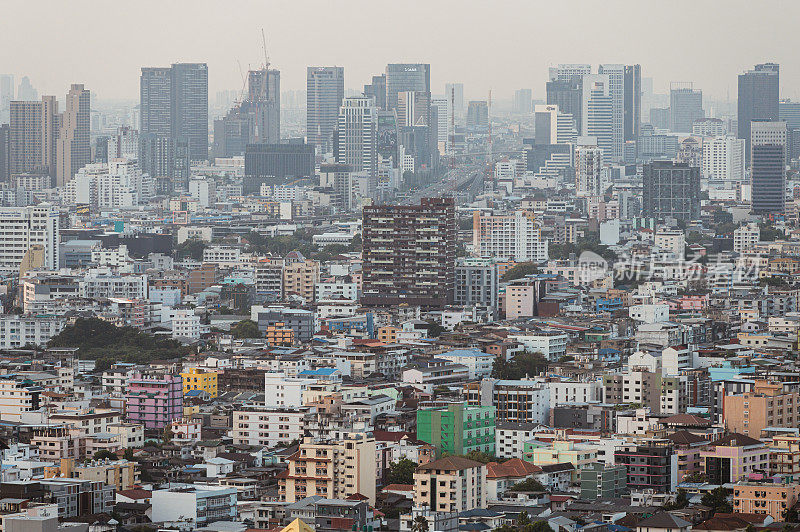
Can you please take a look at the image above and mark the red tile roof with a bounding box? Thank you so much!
[486,458,542,479]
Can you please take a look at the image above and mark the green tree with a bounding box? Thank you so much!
[760,223,784,242]
[491,352,549,380]
[701,487,732,514]
[411,515,429,532]
[163,425,173,443]
[509,477,546,492]
[664,488,689,510]
[516,513,532,527]
[230,320,261,339]
[387,458,417,485]
[462,450,496,464]
[92,450,118,461]
[175,239,207,261]
[123,448,135,460]
[501,262,539,282]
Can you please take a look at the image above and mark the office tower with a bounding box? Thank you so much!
[513,89,533,114]
[0,124,9,182]
[56,84,91,187]
[547,76,583,135]
[642,161,701,221]
[582,75,614,157]
[140,63,208,179]
[649,108,671,130]
[248,68,280,144]
[362,197,456,307]
[551,64,592,82]
[534,104,577,145]
[337,96,377,175]
[575,137,604,197]
[598,64,624,160]
[16,77,37,101]
[0,75,12,123]
[623,65,642,141]
[702,136,745,181]
[669,83,703,133]
[9,96,58,178]
[430,97,451,150]
[445,82,465,117]
[738,63,779,162]
[320,163,353,210]
[243,143,315,193]
[363,74,386,110]
[307,67,344,153]
[466,101,489,128]
[779,99,800,161]
[385,63,430,110]
[0,205,59,273]
[751,120,787,215]
[171,63,209,161]
[641,76,654,124]
[397,91,431,128]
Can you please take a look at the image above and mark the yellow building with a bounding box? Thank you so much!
[180,368,218,398]
[523,440,596,481]
[46,458,139,491]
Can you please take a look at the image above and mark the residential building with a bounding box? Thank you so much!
[722,380,799,438]
[472,210,548,262]
[0,315,64,348]
[642,161,700,221]
[454,258,499,310]
[701,433,768,484]
[9,96,58,177]
[614,440,677,493]
[702,136,745,181]
[734,223,760,254]
[413,456,486,513]
[481,380,550,424]
[575,137,604,197]
[337,96,377,176]
[283,259,319,302]
[0,205,60,273]
[417,403,495,456]
[733,482,798,521]
[579,462,627,500]
[180,368,218,398]
[125,373,183,429]
[55,84,90,187]
[232,408,305,448]
[151,485,237,526]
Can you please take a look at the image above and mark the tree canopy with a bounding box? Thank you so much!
[491,352,549,380]
[501,262,538,282]
[386,458,417,485]
[230,320,261,339]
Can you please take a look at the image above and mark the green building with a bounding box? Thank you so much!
[579,462,628,500]
[417,403,495,456]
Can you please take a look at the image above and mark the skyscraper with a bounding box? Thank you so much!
[642,161,700,221]
[751,120,786,215]
[547,77,583,135]
[0,124,9,182]
[363,74,386,110]
[140,63,209,180]
[16,77,37,101]
[307,67,344,153]
[513,89,533,114]
[466,101,489,128]
[738,63,779,162]
[385,64,430,111]
[575,137,604,197]
[551,64,591,82]
[669,83,703,133]
[337,96,377,175]
[0,75,13,123]
[623,64,642,141]
[430,97,451,151]
[362,197,456,307]
[397,91,431,128]
[582,75,614,157]
[534,104,577,145]
[702,136,745,181]
[445,82,465,118]
[598,64,625,160]
[9,96,58,178]
[56,84,91,187]
[248,68,280,144]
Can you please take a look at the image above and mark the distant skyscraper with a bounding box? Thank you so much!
[248,68,280,144]
[642,161,700,221]
[738,63,779,162]
[513,89,533,114]
[337,96,377,175]
[16,76,37,101]
[779,99,800,161]
[466,101,489,128]
[551,64,591,82]
[0,75,13,123]
[431,97,451,151]
[598,64,625,160]
[397,91,431,128]
[641,76,654,125]
[582,74,614,158]
[56,84,91,187]
[385,64,430,111]
[623,65,642,141]
[547,76,583,135]
[9,96,58,178]
[445,83,464,118]
[0,124,9,182]
[534,104,577,145]
[751,120,787,215]
[363,74,386,110]
[307,66,344,153]
[140,63,209,180]
[575,137,604,197]
[669,83,703,133]
[702,136,745,181]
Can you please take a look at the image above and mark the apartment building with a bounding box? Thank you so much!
[472,210,548,262]
[283,259,319,303]
[232,408,305,448]
[413,456,486,513]
[0,315,65,348]
[180,368,218,398]
[723,380,799,438]
[733,482,800,520]
[151,485,238,526]
[125,373,183,429]
[417,403,495,456]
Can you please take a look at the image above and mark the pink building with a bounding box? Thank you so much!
[126,373,183,430]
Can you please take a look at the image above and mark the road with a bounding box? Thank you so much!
[400,165,482,205]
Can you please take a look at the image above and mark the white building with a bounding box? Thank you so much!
[337,96,377,176]
[472,211,548,262]
[150,485,237,526]
[0,315,65,348]
[189,178,216,208]
[598,64,625,161]
[264,373,317,409]
[629,303,670,324]
[316,281,358,302]
[702,136,745,181]
[544,380,603,405]
[582,75,614,160]
[0,205,59,273]
[734,223,760,254]
[79,272,147,300]
[495,422,540,459]
[435,349,494,380]
[575,138,605,197]
[507,331,568,361]
[232,409,305,448]
[171,309,201,340]
[654,229,685,258]
[202,246,241,267]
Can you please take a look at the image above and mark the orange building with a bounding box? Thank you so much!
[733,482,800,520]
[723,380,799,438]
[377,326,398,343]
[264,324,294,346]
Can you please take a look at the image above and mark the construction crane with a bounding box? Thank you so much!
[261,28,270,72]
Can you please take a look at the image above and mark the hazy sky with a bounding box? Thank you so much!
[3,0,799,102]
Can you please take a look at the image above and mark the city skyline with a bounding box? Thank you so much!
[3,0,800,102]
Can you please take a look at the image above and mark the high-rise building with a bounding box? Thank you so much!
[0,124,9,182]
[362,197,456,307]
[582,75,614,157]
[363,74,386,110]
[738,63,779,161]
[430,97,451,150]
[779,99,800,161]
[307,67,345,153]
[575,137,604,197]
[472,210,548,262]
[702,136,745,181]
[337,96,377,175]
[0,74,13,123]
[397,90,431,128]
[140,63,208,180]
[598,64,625,160]
[534,104,577,145]
[243,143,315,193]
[751,120,787,215]
[642,161,701,221]
[9,96,58,178]
[513,89,533,114]
[551,64,591,82]
[445,82,465,118]
[16,76,37,101]
[623,64,642,141]
[547,76,583,135]
[669,83,703,133]
[385,63,430,111]
[247,68,280,144]
[466,101,489,128]
[0,205,60,273]
[56,84,91,187]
